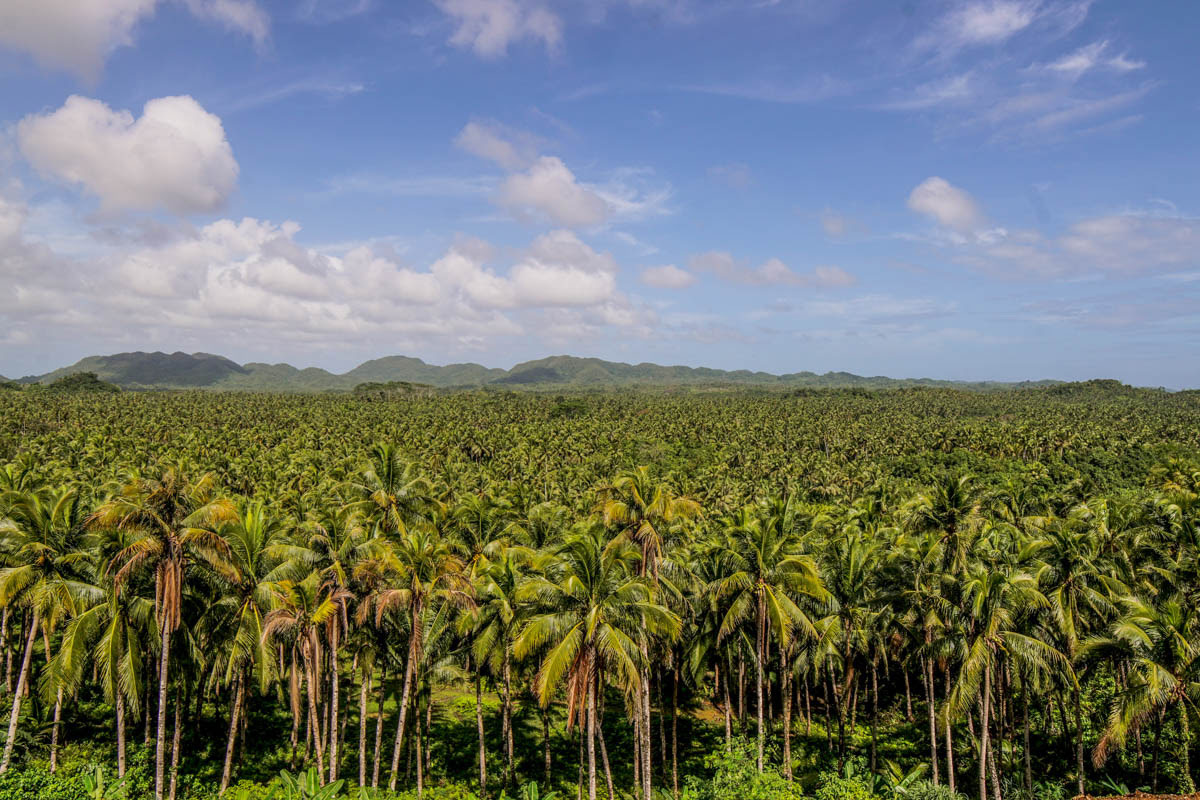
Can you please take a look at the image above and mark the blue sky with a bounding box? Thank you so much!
[1,0,1197,386]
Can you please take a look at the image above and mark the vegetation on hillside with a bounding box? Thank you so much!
[0,386,1196,800]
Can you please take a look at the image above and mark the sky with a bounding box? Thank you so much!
[0,0,1198,386]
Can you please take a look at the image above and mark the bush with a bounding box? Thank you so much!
[813,768,878,800]
[682,738,803,800]
[901,780,966,800]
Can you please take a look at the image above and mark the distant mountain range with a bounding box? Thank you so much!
[13,351,1062,392]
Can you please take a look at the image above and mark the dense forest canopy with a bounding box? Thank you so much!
[0,385,1197,800]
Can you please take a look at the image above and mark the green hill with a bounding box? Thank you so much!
[21,350,1067,392]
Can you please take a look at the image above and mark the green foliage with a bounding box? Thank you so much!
[277,768,343,800]
[898,780,965,800]
[682,739,802,800]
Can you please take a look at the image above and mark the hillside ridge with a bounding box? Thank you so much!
[19,350,1064,392]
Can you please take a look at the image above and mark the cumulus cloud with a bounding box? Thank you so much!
[690,252,856,288]
[497,156,609,228]
[640,264,695,289]
[453,121,537,170]
[434,0,562,58]
[1,205,648,356]
[18,95,238,215]
[0,0,267,80]
[907,177,984,232]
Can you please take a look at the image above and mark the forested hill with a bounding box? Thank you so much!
[18,350,1064,392]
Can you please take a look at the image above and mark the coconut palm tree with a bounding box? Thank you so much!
[89,465,237,800]
[0,484,93,773]
[515,525,681,800]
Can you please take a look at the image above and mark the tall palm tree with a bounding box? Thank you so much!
[89,465,237,800]
[712,499,827,774]
[0,484,92,773]
[515,526,681,800]
[1087,591,1200,793]
[358,525,472,793]
[598,466,698,800]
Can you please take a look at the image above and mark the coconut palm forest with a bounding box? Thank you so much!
[0,382,1197,800]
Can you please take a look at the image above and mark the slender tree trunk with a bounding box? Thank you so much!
[503,649,514,789]
[169,691,182,800]
[388,633,417,792]
[671,663,680,797]
[804,674,812,737]
[359,669,370,789]
[154,621,172,800]
[905,668,914,722]
[755,599,765,773]
[1022,681,1031,793]
[49,687,63,773]
[476,674,487,796]
[542,706,552,787]
[781,646,793,781]
[946,666,956,794]
[1179,704,1194,794]
[416,702,425,800]
[329,625,340,783]
[870,661,879,775]
[0,608,38,774]
[373,663,386,787]
[220,673,245,794]
[1072,688,1085,797]
[597,675,614,800]
[979,665,992,800]
[722,665,733,752]
[1,608,10,695]
[657,670,667,779]
[587,672,597,800]
[306,650,326,782]
[117,688,127,778]
[640,658,652,800]
[1151,709,1163,792]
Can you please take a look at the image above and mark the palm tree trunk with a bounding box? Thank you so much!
[476,674,487,796]
[640,661,652,800]
[945,666,955,793]
[755,597,765,774]
[329,624,340,783]
[49,687,63,773]
[1022,680,1031,793]
[924,656,939,785]
[0,608,38,774]
[1073,689,1085,797]
[722,663,732,752]
[596,674,614,800]
[1179,703,1195,794]
[870,661,879,775]
[388,635,417,792]
[372,663,386,788]
[586,669,597,800]
[220,673,245,794]
[168,691,182,800]
[306,650,326,782]
[116,687,127,778]
[1,608,10,695]
[542,706,552,787]
[154,621,171,800]
[359,669,370,789]
[905,668,914,722]
[415,702,425,800]
[503,648,514,788]
[781,646,792,781]
[671,663,680,797]
[979,665,992,800]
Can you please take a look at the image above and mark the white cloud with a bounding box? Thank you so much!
[434,0,562,58]
[18,95,238,215]
[0,0,267,80]
[939,1,1038,49]
[183,0,269,45]
[640,264,695,289]
[690,251,856,288]
[453,121,536,169]
[907,177,984,232]
[497,156,609,228]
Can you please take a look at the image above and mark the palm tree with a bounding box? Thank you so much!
[0,484,92,773]
[262,572,349,784]
[712,498,827,774]
[358,525,472,794]
[515,526,681,800]
[1087,591,1200,792]
[352,444,437,537]
[598,466,699,800]
[89,465,237,800]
